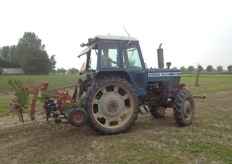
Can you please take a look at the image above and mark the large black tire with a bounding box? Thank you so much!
[173,89,195,126]
[84,76,139,134]
[149,106,166,118]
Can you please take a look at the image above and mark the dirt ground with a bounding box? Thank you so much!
[0,92,232,164]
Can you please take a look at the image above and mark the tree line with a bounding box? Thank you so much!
[179,65,232,73]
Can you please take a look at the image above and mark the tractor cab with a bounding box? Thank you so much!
[78,35,147,95]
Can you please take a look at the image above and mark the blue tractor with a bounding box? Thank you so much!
[75,35,195,134]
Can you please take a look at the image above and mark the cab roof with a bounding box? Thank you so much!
[78,35,138,57]
[95,35,138,41]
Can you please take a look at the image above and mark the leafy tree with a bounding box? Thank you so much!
[9,45,18,63]
[68,67,79,74]
[206,65,213,72]
[217,65,223,72]
[180,66,186,72]
[57,68,66,74]
[23,49,51,74]
[0,46,10,61]
[16,32,52,74]
[227,65,232,72]
[49,55,56,73]
[188,66,194,72]
[18,32,44,50]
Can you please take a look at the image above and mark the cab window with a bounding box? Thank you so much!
[123,43,143,70]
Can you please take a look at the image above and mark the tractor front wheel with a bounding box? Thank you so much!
[173,89,195,126]
[85,76,139,134]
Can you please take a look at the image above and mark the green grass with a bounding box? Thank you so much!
[0,74,79,91]
[181,74,232,95]
[179,141,232,160]
[1,73,231,93]
[1,73,231,94]
[0,73,231,118]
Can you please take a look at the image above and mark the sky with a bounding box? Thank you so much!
[0,0,232,70]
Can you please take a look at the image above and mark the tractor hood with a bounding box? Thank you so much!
[146,68,181,83]
[146,68,181,89]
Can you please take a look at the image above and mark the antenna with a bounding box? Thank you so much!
[122,26,130,37]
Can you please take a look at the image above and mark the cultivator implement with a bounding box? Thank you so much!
[8,79,87,127]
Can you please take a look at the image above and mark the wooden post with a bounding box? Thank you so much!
[195,65,202,86]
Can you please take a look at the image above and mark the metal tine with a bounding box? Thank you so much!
[17,80,25,86]
[8,80,19,92]
[14,80,22,89]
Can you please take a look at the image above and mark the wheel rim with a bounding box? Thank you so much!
[74,112,85,123]
[92,85,134,129]
[183,99,193,121]
[98,92,125,121]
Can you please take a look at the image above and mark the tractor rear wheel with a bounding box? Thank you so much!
[173,89,195,126]
[85,76,139,134]
[149,106,166,118]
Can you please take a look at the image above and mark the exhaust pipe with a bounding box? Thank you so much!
[157,43,164,68]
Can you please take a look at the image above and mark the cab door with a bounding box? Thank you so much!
[122,41,146,96]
